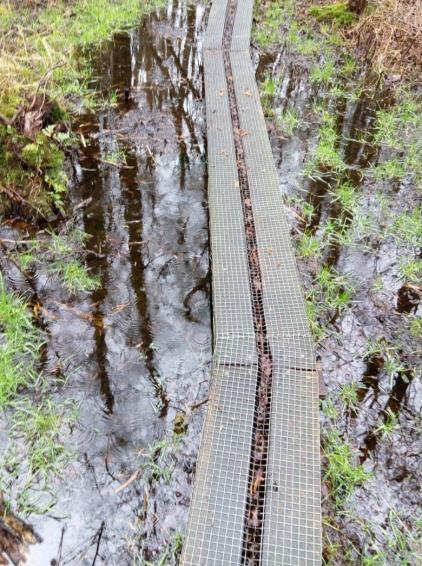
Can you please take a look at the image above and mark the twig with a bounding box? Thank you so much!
[0,184,48,220]
[0,238,35,245]
[73,196,93,211]
[145,144,156,164]
[190,397,209,411]
[113,469,143,494]
[55,527,65,566]
[91,521,105,566]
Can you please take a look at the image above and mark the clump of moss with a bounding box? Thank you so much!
[309,2,356,26]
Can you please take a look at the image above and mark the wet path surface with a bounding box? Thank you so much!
[182,2,321,564]
[22,3,211,563]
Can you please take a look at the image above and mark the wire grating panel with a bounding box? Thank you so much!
[182,1,322,564]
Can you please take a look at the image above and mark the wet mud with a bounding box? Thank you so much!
[255,39,421,562]
[1,2,210,564]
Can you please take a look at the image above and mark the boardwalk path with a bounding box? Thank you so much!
[182,2,321,564]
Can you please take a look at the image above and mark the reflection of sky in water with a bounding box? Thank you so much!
[29,3,210,563]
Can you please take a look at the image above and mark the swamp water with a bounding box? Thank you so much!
[1,3,210,564]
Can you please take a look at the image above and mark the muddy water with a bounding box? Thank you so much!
[23,3,210,564]
[256,47,421,561]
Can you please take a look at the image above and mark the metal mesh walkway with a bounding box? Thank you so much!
[182,2,321,564]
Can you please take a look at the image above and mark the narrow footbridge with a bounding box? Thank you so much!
[182,1,321,564]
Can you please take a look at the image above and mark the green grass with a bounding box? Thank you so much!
[49,259,100,293]
[252,0,294,47]
[373,159,407,181]
[409,317,422,338]
[0,273,78,511]
[331,181,358,212]
[391,207,422,246]
[306,266,355,341]
[1,0,165,114]
[0,275,42,407]
[310,60,336,86]
[305,112,346,178]
[11,230,100,294]
[277,108,301,136]
[372,95,422,183]
[399,258,422,284]
[143,434,181,484]
[374,409,398,440]
[340,55,357,76]
[287,23,323,56]
[323,430,371,507]
[298,231,323,259]
[260,74,279,117]
[373,96,420,149]
[11,398,77,480]
[364,339,407,387]
[340,382,359,410]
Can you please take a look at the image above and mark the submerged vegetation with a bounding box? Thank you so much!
[254,0,421,563]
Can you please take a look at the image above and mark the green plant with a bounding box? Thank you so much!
[306,112,346,178]
[287,24,322,55]
[321,398,340,420]
[298,231,323,258]
[315,266,354,312]
[309,3,356,27]
[11,398,77,479]
[391,207,422,246]
[0,275,42,407]
[277,108,300,136]
[102,149,128,167]
[340,382,359,409]
[49,260,100,293]
[399,258,421,284]
[310,60,336,86]
[332,181,358,213]
[252,0,292,47]
[373,159,407,181]
[374,409,398,439]
[340,55,357,76]
[260,74,278,117]
[323,430,371,507]
[409,317,422,338]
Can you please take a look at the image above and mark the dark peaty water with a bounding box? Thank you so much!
[27,2,211,564]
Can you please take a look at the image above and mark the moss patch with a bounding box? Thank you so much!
[309,2,356,26]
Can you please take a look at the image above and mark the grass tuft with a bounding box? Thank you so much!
[0,275,42,407]
[323,430,371,507]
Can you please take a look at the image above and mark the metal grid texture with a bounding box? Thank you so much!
[182,1,321,564]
